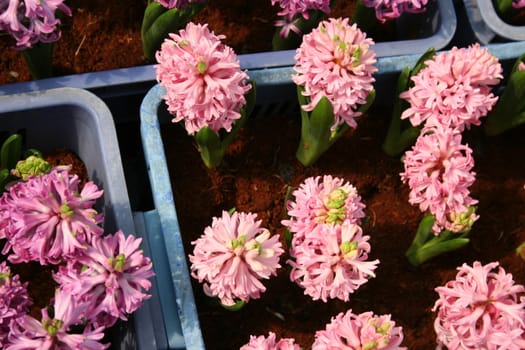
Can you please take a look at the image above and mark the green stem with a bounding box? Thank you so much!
[21,42,54,80]
[405,214,471,266]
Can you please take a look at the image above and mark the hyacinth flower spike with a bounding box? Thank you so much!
[189,210,284,310]
[400,125,479,266]
[156,22,255,169]
[312,309,407,349]
[351,0,429,35]
[293,18,377,167]
[141,0,208,62]
[0,0,71,79]
[433,261,525,349]
[484,53,525,136]
[382,47,435,157]
[270,0,335,51]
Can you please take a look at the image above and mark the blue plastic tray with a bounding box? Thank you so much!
[0,87,168,350]
[139,41,525,349]
[464,0,525,44]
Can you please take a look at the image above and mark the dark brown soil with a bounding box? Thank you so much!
[0,0,391,85]
[160,103,525,349]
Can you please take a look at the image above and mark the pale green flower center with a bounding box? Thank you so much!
[322,188,349,225]
[340,241,358,258]
[0,272,10,284]
[60,203,74,218]
[197,59,207,74]
[109,254,127,272]
[43,318,63,337]
[231,235,247,250]
[448,206,477,233]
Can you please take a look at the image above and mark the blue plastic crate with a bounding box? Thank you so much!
[464,0,525,44]
[0,87,167,350]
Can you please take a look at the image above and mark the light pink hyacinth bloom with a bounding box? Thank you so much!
[153,0,206,9]
[0,0,71,49]
[0,262,31,347]
[155,22,251,135]
[0,167,104,265]
[292,17,377,131]
[282,175,366,243]
[189,210,284,306]
[433,261,525,350]
[289,220,379,302]
[362,0,429,22]
[240,332,300,350]
[312,309,406,349]
[400,125,478,234]
[6,289,108,350]
[53,231,154,327]
[400,43,503,131]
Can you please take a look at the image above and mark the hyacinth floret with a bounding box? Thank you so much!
[271,0,331,20]
[240,331,300,350]
[400,43,503,131]
[289,220,379,302]
[362,0,429,22]
[53,230,154,327]
[189,210,284,306]
[282,175,366,243]
[156,22,251,135]
[433,261,525,350]
[153,0,207,10]
[0,262,31,347]
[400,125,478,233]
[0,0,72,49]
[0,167,104,265]
[312,309,406,349]
[292,17,377,131]
[6,289,109,350]
[513,0,525,8]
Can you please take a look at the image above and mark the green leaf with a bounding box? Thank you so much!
[221,299,245,311]
[0,168,11,191]
[485,69,525,135]
[1,133,22,170]
[141,2,207,62]
[194,126,224,169]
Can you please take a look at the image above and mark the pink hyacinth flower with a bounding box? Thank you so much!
[0,0,71,49]
[518,61,525,71]
[293,17,377,131]
[0,262,31,347]
[400,125,478,234]
[312,309,406,349]
[400,43,503,131]
[282,175,366,244]
[289,221,379,302]
[513,0,525,8]
[361,0,429,22]
[271,0,332,22]
[240,331,300,350]
[433,261,525,350]
[189,210,284,306]
[153,0,206,9]
[0,167,104,265]
[53,230,154,327]
[6,289,109,350]
[155,22,252,135]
